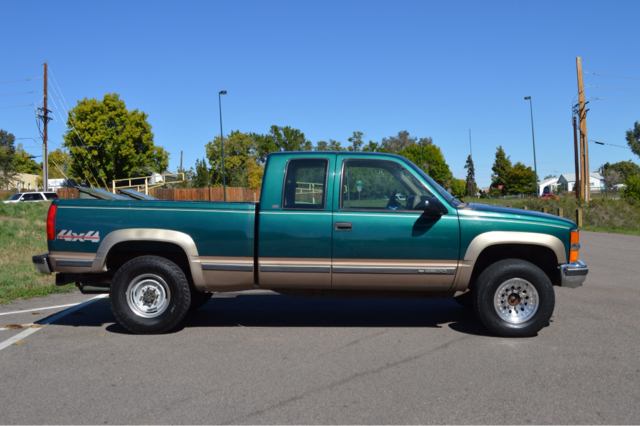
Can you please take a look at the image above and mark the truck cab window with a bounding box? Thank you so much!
[282,158,328,210]
[341,159,434,211]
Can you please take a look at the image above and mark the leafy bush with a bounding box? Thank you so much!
[622,175,640,201]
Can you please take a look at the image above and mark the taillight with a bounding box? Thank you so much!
[47,204,57,240]
[569,229,579,262]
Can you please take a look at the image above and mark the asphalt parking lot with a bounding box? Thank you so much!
[0,231,639,424]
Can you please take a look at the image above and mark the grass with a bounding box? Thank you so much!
[465,196,640,235]
[0,201,75,304]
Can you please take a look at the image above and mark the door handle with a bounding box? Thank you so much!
[334,222,352,231]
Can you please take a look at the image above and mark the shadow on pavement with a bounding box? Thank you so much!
[45,295,491,337]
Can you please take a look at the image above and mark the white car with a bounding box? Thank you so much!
[3,192,59,204]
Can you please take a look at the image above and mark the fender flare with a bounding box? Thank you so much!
[464,231,566,264]
[92,228,205,287]
[453,231,566,292]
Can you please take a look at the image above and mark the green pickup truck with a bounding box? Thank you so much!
[33,152,588,337]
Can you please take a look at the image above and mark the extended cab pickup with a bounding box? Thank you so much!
[33,152,588,337]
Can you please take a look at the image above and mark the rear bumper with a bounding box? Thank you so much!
[560,260,588,288]
[32,253,52,275]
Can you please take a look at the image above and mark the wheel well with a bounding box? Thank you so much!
[106,241,191,280]
[468,244,560,289]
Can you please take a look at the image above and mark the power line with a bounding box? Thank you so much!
[586,84,640,92]
[590,140,631,149]
[0,77,42,85]
[584,71,640,81]
[0,102,38,109]
[582,59,640,67]
[0,64,43,72]
[0,90,41,97]
[589,97,640,103]
[47,66,104,187]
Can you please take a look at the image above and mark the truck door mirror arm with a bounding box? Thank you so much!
[423,197,448,216]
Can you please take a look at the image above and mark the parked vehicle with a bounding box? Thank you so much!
[33,152,588,337]
[540,193,559,200]
[4,191,58,204]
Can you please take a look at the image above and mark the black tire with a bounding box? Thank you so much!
[109,255,191,334]
[472,259,555,337]
[453,290,473,310]
[189,288,212,312]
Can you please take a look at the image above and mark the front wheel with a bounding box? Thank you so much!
[473,259,555,337]
[110,255,191,334]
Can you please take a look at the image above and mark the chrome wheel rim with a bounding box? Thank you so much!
[126,274,170,318]
[494,278,538,324]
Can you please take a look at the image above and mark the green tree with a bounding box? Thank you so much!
[0,129,19,189]
[206,131,259,187]
[347,131,364,151]
[192,158,210,188]
[362,141,380,152]
[506,162,535,195]
[603,160,640,180]
[622,175,640,200]
[398,141,453,189]
[47,149,73,179]
[328,139,346,151]
[626,121,640,159]
[62,93,169,187]
[380,130,417,153]
[253,125,312,163]
[464,155,477,197]
[451,178,466,198]
[14,143,41,175]
[491,146,512,195]
[315,141,329,151]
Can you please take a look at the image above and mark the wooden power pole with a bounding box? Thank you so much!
[38,63,51,192]
[573,116,581,200]
[576,57,590,202]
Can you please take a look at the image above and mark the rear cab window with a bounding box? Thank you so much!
[282,158,329,210]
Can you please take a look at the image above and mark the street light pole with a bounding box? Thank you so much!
[219,90,227,201]
[524,96,538,197]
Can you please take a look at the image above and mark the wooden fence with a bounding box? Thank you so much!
[2,187,260,202]
[149,187,260,202]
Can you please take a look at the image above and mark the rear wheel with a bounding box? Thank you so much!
[110,255,191,334]
[473,259,555,337]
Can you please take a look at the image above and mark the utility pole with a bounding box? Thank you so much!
[576,57,590,202]
[572,116,581,200]
[180,151,183,171]
[469,129,472,160]
[37,62,52,192]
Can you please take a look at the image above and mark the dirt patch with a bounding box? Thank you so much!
[0,216,26,222]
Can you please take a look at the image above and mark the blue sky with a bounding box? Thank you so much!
[1,0,639,188]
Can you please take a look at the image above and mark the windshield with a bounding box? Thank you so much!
[405,159,461,207]
[8,193,22,200]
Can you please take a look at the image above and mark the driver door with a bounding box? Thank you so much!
[331,155,460,291]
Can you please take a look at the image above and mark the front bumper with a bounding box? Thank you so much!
[560,260,588,288]
[32,253,52,275]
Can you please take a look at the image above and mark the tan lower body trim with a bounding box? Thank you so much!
[259,257,331,289]
[49,251,97,274]
[199,256,254,292]
[332,259,457,291]
[451,260,474,292]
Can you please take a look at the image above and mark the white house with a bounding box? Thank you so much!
[558,173,605,192]
[538,176,561,196]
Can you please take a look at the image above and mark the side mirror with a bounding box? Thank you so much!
[423,197,448,216]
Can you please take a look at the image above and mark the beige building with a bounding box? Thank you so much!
[5,173,39,191]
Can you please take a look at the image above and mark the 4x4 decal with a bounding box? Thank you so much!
[57,230,100,243]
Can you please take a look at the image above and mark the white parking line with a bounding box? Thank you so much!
[0,294,108,352]
[0,303,82,316]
